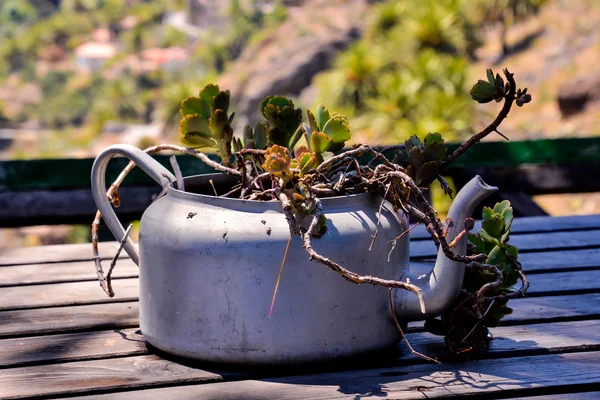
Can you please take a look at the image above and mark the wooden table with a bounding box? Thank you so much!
[1,214,600,399]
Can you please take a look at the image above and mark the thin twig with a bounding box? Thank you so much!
[269,233,292,317]
[439,69,516,170]
[104,224,133,297]
[369,183,391,251]
[387,222,421,262]
[460,299,495,345]
[169,156,184,191]
[301,197,426,314]
[388,288,440,364]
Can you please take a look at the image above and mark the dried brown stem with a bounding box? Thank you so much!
[104,224,133,297]
[269,233,292,317]
[301,197,426,314]
[169,156,184,191]
[388,288,440,364]
[275,187,300,236]
[242,172,271,198]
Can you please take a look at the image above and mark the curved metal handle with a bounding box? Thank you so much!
[91,144,176,266]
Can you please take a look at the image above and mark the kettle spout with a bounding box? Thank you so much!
[395,175,497,321]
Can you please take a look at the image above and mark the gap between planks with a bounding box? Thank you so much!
[3,293,600,340]
[2,319,600,370]
[2,266,600,312]
[6,351,600,400]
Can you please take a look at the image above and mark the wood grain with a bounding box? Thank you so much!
[410,213,600,240]
[0,355,223,399]
[0,242,128,267]
[62,351,600,399]
[0,258,138,287]
[0,303,139,339]
[3,319,600,370]
[410,228,600,258]
[0,279,138,311]
[4,265,599,312]
[0,328,146,368]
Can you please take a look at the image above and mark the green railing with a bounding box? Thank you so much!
[1,137,599,226]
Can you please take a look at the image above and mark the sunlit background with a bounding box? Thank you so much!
[1,0,599,247]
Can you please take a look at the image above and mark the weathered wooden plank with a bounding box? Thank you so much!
[64,351,600,399]
[409,320,600,358]
[0,242,128,267]
[0,279,138,311]
[3,319,600,370]
[516,393,600,399]
[0,259,138,287]
[414,248,600,274]
[0,355,223,399]
[410,214,600,240]
[2,216,596,268]
[2,291,599,341]
[504,293,600,324]
[3,246,597,289]
[528,270,600,296]
[0,328,146,368]
[0,303,139,339]
[2,266,599,312]
[410,229,600,258]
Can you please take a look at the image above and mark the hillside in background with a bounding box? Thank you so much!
[1,0,600,247]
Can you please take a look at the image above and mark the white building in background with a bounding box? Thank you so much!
[74,29,118,72]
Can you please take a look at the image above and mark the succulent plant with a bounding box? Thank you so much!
[469,68,507,104]
[260,96,303,150]
[425,200,520,355]
[290,146,318,176]
[401,132,447,186]
[262,144,292,182]
[179,84,234,166]
[304,104,352,161]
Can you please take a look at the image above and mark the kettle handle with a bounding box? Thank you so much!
[91,144,176,265]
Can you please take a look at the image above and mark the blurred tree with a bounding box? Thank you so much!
[472,0,547,55]
[313,0,478,143]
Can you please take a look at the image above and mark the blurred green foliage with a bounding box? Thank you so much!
[313,0,480,144]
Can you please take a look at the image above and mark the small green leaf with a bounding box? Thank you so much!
[288,126,304,150]
[310,131,333,153]
[423,141,446,162]
[181,134,217,148]
[486,69,495,86]
[199,84,219,108]
[482,206,494,220]
[254,122,267,150]
[260,95,274,119]
[316,104,330,131]
[209,109,229,139]
[486,245,507,266]
[424,132,443,145]
[181,96,209,119]
[506,245,518,258]
[416,161,438,185]
[322,117,351,144]
[211,90,230,114]
[478,229,500,245]
[493,200,511,214]
[482,214,505,238]
[502,207,513,232]
[306,108,319,133]
[180,114,211,137]
[470,80,495,103]
[409,146,424,170]
[267,127,288,147]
